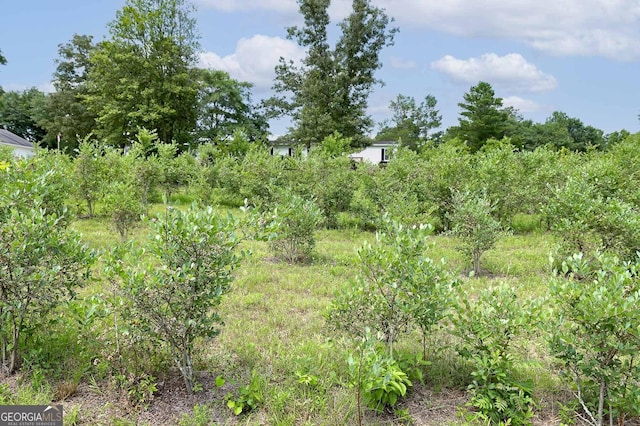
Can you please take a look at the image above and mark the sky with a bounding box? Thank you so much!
[1,0,639,138]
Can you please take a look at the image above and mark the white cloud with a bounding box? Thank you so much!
[196,0,354,20]
[502,96,547,113]
[203,1,640,60]
[431,53,557,92]
[194,0,297,14]
[378,0,640,60]
[198,35,305,91]
[389,56,416,70]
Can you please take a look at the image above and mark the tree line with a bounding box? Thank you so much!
[0,0,631,155]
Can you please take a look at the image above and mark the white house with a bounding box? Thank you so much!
[269,143,309,157]
[268,140,398,164]
[0,129,36,158]
[348,141,397,164]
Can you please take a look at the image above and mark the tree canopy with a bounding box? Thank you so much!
[268,0,397,148]
[85,0,200,148]
[451,81,508,152]
[0,87,48,143]
[195,69,267,143]
[37,34,97,151]
[376,94,442,150]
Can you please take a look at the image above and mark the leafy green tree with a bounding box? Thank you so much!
[376,94,442,150]
[72,140,104,217]
[268,0,396,147]
[546,111,604,151]
[603,129,630,148]
[446,190,504,276]
[269,190,322,263]
[0,49,6,65]
[0,206,92,374]
[549,253,640,426]
[195,69,267,143]
[107,204,250,393]
[86,0,200,148]
[0,87,48,143]
[328,217,454,357]
[451,81,508,152]
[38,34,97,152]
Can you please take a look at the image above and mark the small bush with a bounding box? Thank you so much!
[549,253,640,425]
[446,190,505,276]
[269,190,322,263]
[452,284,538,425]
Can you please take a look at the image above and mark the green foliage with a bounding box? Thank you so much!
[546,175,640,262]
[376,93,442,150]
[195,69,267,143]
[0,87,48,143]
[39,34,97,152]
[268,0,397,145]
[85,0,199,147]
[105,204,249,393]
[451,81,508,152]
[453,284,538,425]
[316,131,354,158]
[226,370,266,416]
[72,140,103,217]
[0,152,73,221]
[116,372,158,409]
[178,404,213,426]
[466,350,535,426]
[269,190,322,263]
[549,253,640,425]
[348,343,412,413]
[446,190,505,276]
[418,140,473,230]
[328,216,455,356]
[510,213,544,234]
[546,111,604,151]
[0,205,92,374]
[103,180,143,241]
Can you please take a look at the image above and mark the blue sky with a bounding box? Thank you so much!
[2,0,639,137]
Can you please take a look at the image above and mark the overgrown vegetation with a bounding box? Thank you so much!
[0,130,639,424]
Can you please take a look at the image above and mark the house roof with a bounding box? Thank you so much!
[0,129,34,149]
[369,141,398,147]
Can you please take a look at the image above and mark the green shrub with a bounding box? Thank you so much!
[0,206,93,374]
[105,204,250,393]
[452,284,538,425]
[226,370,266,416]
[328,216,455,357]
[269,190,322,263]
[549,253,640,425]
[103,181,143,241]
[545,175,640,262]
[446,190,505,276]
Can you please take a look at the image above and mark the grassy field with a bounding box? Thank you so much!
[2,207,572,425]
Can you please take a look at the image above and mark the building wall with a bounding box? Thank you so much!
[2,144,35,159]
[348,144,395,164]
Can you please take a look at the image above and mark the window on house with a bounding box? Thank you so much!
[288,147,293,156]
[381,148,390,163]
